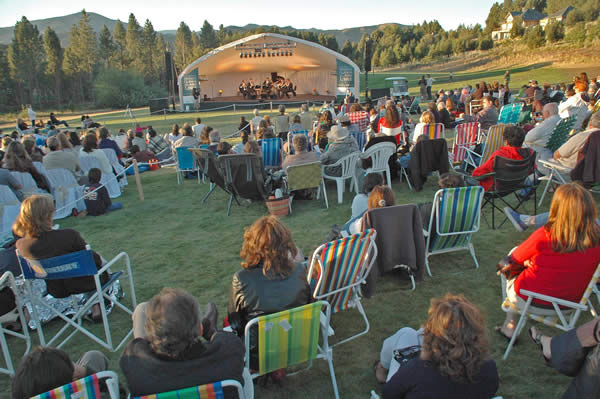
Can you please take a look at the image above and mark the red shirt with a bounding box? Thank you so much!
[472,146,531,191]
[512,227,600,305]
[347,111,369,133]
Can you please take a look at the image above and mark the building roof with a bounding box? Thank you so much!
[521,8,547,21]
[548,6,574,18]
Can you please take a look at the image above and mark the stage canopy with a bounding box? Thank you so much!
[177,33,360,110]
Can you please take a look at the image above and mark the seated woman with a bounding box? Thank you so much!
[320,125,359,177]
[227,216,311,369]
[378,294,499,398]
[121,287,248,397]
[497,183,600,340]
[22,135,44,162]
[378,104,403,137]
[79,133,114,177]
[13,195,109,314]
[3,141,50,193]
[410,110,434,144]
[345,184,395,236]
[12,346,112,399]
[68,131,83,153]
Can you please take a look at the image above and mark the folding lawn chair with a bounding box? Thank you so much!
[350,129,367,151]
[132,379,246,399]
[501,262,600,360]
[219,154,271,216]
[9,171,48,198]
[497,104,513,124]
[0,271,31,377]
[33,162,52,191]
[175,146,201,184]
[424,186,484,277]
[18,248,137,352]
[463,123,507,170]
[307,229,378,346]
[286,161,328,213]
[408,96,421,114]
[509,102,524,124]
[448,122,480,167]
[322,151,360,204]
[422,123,445,140]
[188,148,230,204]
[31,371,120,399]
[260,137,283,168]
[244,301,340,399]
[287,131,311,154]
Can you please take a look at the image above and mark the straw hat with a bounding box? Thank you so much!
[327,125,349,141]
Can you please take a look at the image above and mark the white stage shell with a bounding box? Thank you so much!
[177,33,360,110]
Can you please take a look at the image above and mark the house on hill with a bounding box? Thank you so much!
[491,8,547,40]
[540,6,574,28]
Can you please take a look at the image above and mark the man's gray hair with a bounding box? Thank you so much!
[543,102,558,115]
[47,136,59,151]
[253,109,259,116]
[209,129,220,143]
[292,133,308,153]
[278,104,286,113]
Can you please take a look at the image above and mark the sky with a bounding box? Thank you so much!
[0,0,496,31]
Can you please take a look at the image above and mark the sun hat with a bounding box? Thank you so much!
[327,125,349,141]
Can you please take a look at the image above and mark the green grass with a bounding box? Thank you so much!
[1,116,596,398]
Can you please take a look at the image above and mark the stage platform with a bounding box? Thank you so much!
[188,94,337,111]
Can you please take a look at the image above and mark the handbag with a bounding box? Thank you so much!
[496,255,526,280]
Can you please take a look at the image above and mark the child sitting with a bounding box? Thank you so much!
[83,168,122,216]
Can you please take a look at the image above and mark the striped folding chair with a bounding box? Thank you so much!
[133,380,245,399]
[260,138,282,168]
[449,122,480,166]
[32,371,120,399]
[287,130,310,154]
[423,123,445,140]
[510,102,524,124]
[501,262,600,359]
[497,104,513,124]
[307,229,378,346]
[545,116,576,153]
[244,301,339,399]
[463,123,507,169]
[424,186,484,277]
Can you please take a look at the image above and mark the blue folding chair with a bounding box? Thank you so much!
[350,129,366,151]
[17,248,137,352]
[287,131,311,154]
[176,146,201,184]
[260,138,282,168]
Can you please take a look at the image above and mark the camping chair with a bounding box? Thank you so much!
[359,142,396,187]
[31,371,120,399]
[307,229,378,346]
[422,123,445,140]
[322,151,360,204]
[497,104,513,124]
[287,131,311,154]
[545,116,576,153]
[468,99,483,115]
[0,271,31,376]
[175,146,201,184]
[17,248,137,352]
[449,122,480,167]
[463,123,507,170]
[286,161,328,213]
[408,96,421,114]
[132,380,246,399]
[501,262,600,360]
[244,301,340,399]
[537,159,572,206]
[78,157,122,198]
[350,129,367,151]
[188,148,231,205]
[0,185,21,235]
[219,154,270,216]
[260,137,283,168]
[100,148,128,188]
[46,168,86,219]
[509,102,524,124]
[424,186,484,277]
[477,153,537,229]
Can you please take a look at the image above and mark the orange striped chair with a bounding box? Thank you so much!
[32,371,120,399]
[133,380,245,399]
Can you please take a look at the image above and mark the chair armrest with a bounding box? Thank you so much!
[519,289,588,311]
[538,159,572,173]
[320,311,335,336]
[422,229,429,237]
[470,172,495,181]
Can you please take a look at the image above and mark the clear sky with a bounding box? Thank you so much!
[0,0,496,31]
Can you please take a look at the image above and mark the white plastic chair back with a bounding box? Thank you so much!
[0,186,20,234]
[360,142,396,187]
[101,148,128,187]
[78,157,121,198]
[46,168,86,219]
[9,171,45,197]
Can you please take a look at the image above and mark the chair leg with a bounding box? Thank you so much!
[468,243,479,269]
[227,194,234,216]
[386,167,392,188]
[326,352,340,399]
[335,180,343,204]
[491,197,496,229]
[538,171,555,207]
[202,183,216,203]
[322,180,329,209]
[503,310,529,360]
[424,255,433,277]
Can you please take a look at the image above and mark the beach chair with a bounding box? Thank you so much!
[510,102,524,124]
[175,146,201,184]
[497,104,513,124]
[359,142,396,188]
[424,186,484,277]
[287,131,311,154]
[9,171,48,198]
[46,168,86,219]
[307,229,378,346]
[463,123,507,170]
[286,161,328,213]
[78,157,122,198]
[0,271,31,376]
[244,301,340,399]
[219,154,270,216]
[449,122,480,166]
[132,380,246,399]
[423,123,445,140]
[18,248,137,352]
[501,262,600,360]
[322,151,360,204]
[188,148,231,205]
[0,185,20,235]
[260,138,283,168]
[31,371,120,399]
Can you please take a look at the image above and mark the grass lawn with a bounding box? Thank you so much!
[1,106,597,398]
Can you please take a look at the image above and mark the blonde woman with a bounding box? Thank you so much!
[410,111,434,144]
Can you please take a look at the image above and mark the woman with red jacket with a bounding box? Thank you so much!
[496,183,600,340]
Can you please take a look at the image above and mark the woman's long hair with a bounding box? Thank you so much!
[240,216,297,278]
[3,141,32,172]
[421,293,489,383]
[546,183,600,253]
[12,195,54,238]
[384,105,400,127]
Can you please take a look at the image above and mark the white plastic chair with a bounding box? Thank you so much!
[0,186,20,234]
[79,157,122,198]
[0,271,31,376]
[9,171,47,198]
[322,151,360,204]
[101,148,128,188]
[359,142,396,188]
[46,168,86,219]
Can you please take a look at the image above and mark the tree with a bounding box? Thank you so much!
[0,46,14,108]
[510,16,525,38]
[174,21,193,70]
[44,27,63,105]
[485,2,506,33]
[63,10,97,102]
[8,16,45,105]
[524,25,545,48]
[565,10,585,26]
[199,20,218,50]
[565,21,586,44]
[126,13,142,69]
[217,24,227,45]
[525,0,546,12]
[324,34,338,52]
[98,25,114,68]
[341,40,354,58]
[154,34,167,87]
[479,37,494,50]
[545,20,565,42]
[113,20,128,70]
[139,20,157,82]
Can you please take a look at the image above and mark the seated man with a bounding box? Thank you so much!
[523,102,561,160]
[207,129,221,153]
[282,134,318,171]
[43,136,84,182]
[320,125,359,176]
[460,96,499,131]
[551,111,600,171]
[120,287,249,397]
[471,125,532,191]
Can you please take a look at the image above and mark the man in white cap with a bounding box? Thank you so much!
[320,125,359,176]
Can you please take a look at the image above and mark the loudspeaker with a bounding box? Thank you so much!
[363,39,372,72]
[165,51,172,82]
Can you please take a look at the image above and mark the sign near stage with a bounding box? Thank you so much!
[336,60,354,87]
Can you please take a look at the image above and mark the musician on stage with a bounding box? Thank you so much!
[239,80,248,99]
[262,77,273,98]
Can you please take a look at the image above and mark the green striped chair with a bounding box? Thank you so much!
[307,229,378,346]
[244,301,339,399]
[32,371,120,399]
[424,186,484,277]
[133,380,245,399]
[463,123,507,170]
[501,262,600,360]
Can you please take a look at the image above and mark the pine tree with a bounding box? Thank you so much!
[98,25,114,68]
[175,22,193,70]
[113,20,128,70]
[43,27,63,105]
[217,24,227,46]
[8,16,45,105]
[154,34,167,86]
[0,46,13,108]
[199,20,218,50]
[126,13,142,70]
[63,10,97,102]
[140,20,157,82]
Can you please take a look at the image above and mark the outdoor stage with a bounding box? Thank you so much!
[187,94,337,111]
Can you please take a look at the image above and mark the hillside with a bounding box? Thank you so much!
[0,11,404,47]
